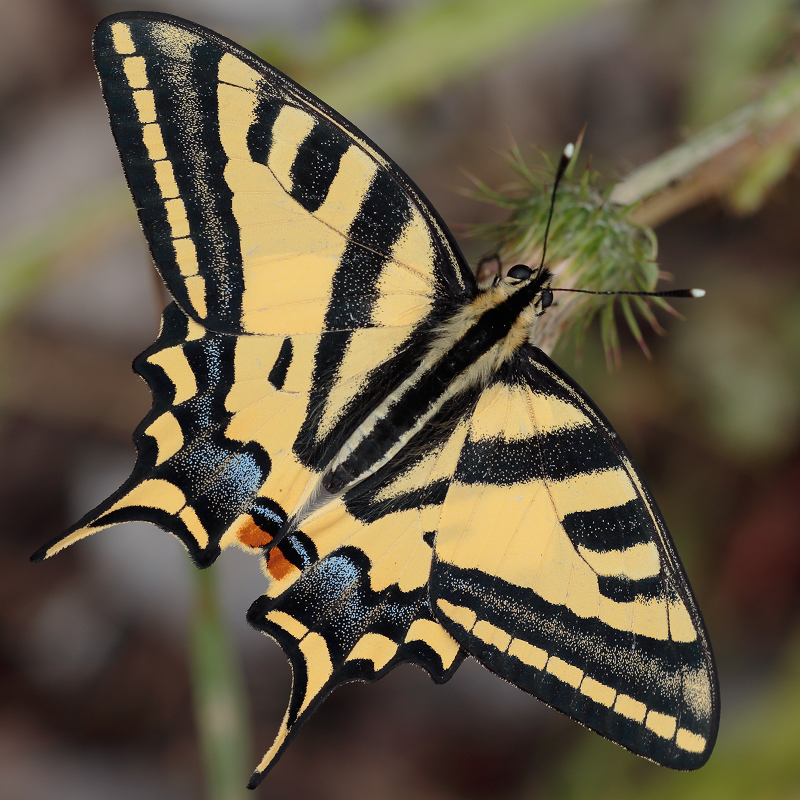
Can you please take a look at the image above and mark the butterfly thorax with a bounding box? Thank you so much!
[320,268,552,496]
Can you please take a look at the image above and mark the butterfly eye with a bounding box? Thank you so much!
[540,288,553,310]
[506,265,533,281]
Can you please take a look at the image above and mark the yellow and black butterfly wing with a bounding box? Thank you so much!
[94,12,473,336]
[430,344,719,769]
[31,10,718,783]
[245,535,465,786]
[243,393,479,785]
[33,302,285,567]
[32,11,476,565]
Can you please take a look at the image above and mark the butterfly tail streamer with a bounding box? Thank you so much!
[244,544,465,787]
[31,302,276,567]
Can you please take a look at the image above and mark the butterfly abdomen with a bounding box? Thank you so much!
[323,272,550,494]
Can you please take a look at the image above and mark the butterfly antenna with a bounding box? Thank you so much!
[552,287,706,299]
[535,142,705,301]
[542,141,705,301]
[539,142,574,271]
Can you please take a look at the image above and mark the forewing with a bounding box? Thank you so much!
[94,13,474,336]
[430,345,719,769]
[94,11,477,468]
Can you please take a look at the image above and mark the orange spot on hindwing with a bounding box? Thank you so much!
[267,548,296,581]
[237,516,274,549]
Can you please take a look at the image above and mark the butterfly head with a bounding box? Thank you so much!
[503,264,554,314]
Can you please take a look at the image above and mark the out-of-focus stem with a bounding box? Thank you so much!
[191,567,252,800]
[610,66,800,226]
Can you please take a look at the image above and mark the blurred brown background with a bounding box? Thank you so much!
[2,0,800,798]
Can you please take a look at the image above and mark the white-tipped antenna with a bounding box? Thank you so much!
[538,141,705,302]
[552,287,707,299]
[538,142,574,270]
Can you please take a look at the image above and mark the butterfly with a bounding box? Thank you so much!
[32,11,719,788]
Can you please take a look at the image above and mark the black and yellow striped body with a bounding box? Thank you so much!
[32,12,719,787]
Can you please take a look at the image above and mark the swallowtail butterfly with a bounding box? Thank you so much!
[32,12,719,787]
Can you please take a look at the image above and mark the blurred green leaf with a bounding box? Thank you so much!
[0,186,131,326]
[729,140,798,213]
[673,271,800,463]
[254,0,612,119]
[686,0,795,129]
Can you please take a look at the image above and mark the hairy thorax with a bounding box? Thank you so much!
[321,270,551,497]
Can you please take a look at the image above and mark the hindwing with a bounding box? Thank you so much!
[243,391,479,783]
[34,302,310,565]
[429,345,719,769]
[32,11,476,564]
[245,540,464,784]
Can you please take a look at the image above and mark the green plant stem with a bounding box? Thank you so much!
[610,64,800,223]
[191,567,252,800]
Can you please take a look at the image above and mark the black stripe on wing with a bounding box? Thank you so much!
[597,574,664,603]
[342,388,480,523]
[294,305,455,473]
[246,103,353,214]
[245,95,284,168]
[94,22,246,332]
[267,337,293,390]
[454,426,619,486]
[293,169,417,470]
[289,121,352,212]
[563,500,653,551]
